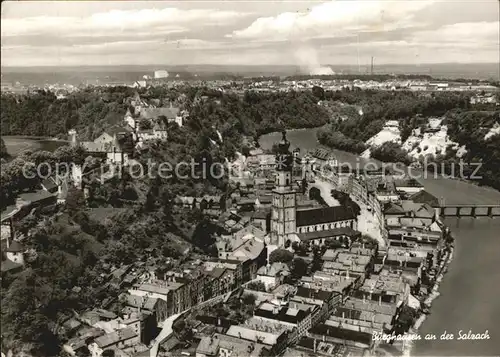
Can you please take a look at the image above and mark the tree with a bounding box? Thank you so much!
[139,119,153,131]
[312,86,325,100]
[66,187,85,217]
[172,318,193,341]
[0,137,10,159]
[269,248,293,264]
[247,280,266,292]
[370,142,411,165]
[242,293,256,306]
[291,257,308,278]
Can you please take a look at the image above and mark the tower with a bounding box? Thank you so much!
[68,129,78,147]
[270,131,297,247]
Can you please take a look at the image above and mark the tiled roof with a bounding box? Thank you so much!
[229,239,265,262]
[383,202,406,214]
[6,240,25,253]
[18,190,55,204]
[41,177,58,192]
[0,259,23,273]
[256,262,290,277]
[252,209,269,220]
[94,327,137,348]
[409,190,439,207]
[296,206,356,227]
[295,286,334,302]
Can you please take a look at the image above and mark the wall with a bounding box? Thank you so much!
[297,219,355,233]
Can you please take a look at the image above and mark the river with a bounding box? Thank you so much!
[2,136,68,157]
[260,128,500,356]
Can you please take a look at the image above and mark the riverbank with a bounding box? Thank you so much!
[2,136,68,157]
[259,128,500,356]
[403,239,455,356]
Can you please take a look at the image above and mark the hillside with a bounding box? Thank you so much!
[315,88,500,190]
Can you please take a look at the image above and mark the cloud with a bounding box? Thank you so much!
[1,7,250,40]
[411,21,499,46]
[227,0,434,41]
[1,1,497,67]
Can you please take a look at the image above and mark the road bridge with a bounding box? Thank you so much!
[437,204,500,218]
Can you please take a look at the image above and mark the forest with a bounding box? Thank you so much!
[0,86,333,355]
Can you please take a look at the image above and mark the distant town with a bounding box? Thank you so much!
[2,69,499,102]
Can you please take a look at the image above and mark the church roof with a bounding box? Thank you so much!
[296,206,356,227]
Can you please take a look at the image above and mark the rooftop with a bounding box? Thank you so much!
[226,325,281,346]
[18,189,55,204]
[132,281,184,296]
[360,274,407,295]
[296,206,357,227]
[325,315,384,334]
[256,262,290,277]
[229,238,265,262]
[0,259,23,273]
[295,286,334,302]
[300,274,356,294]
[409,190,439,207]
[5,240,25,253]
[255,302,311,325]
[197,333,269,357]
[341,297,399,317]
[94,327,137,348]
[243,316,290,334]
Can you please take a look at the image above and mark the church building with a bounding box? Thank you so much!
[270,131,358,247]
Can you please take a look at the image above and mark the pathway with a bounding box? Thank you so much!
[149,312,184,357]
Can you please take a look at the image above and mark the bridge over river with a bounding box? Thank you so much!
[437,203,500,217]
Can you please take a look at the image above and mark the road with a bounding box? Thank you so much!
[309,178,340,207]
[149,291,234,356]
[149,312,184,357]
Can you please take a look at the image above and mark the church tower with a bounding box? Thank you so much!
[270,131,297,246]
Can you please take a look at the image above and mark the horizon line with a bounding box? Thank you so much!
[2,62,499,69]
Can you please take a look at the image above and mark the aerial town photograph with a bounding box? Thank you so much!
[0,1,499,357]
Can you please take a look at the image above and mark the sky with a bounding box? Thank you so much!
[1,0,499,67]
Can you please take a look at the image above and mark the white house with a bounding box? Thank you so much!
[255,263,290,290]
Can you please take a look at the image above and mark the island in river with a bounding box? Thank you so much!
[260,128,500,356]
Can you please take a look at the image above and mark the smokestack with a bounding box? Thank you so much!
[371,57,374,75]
